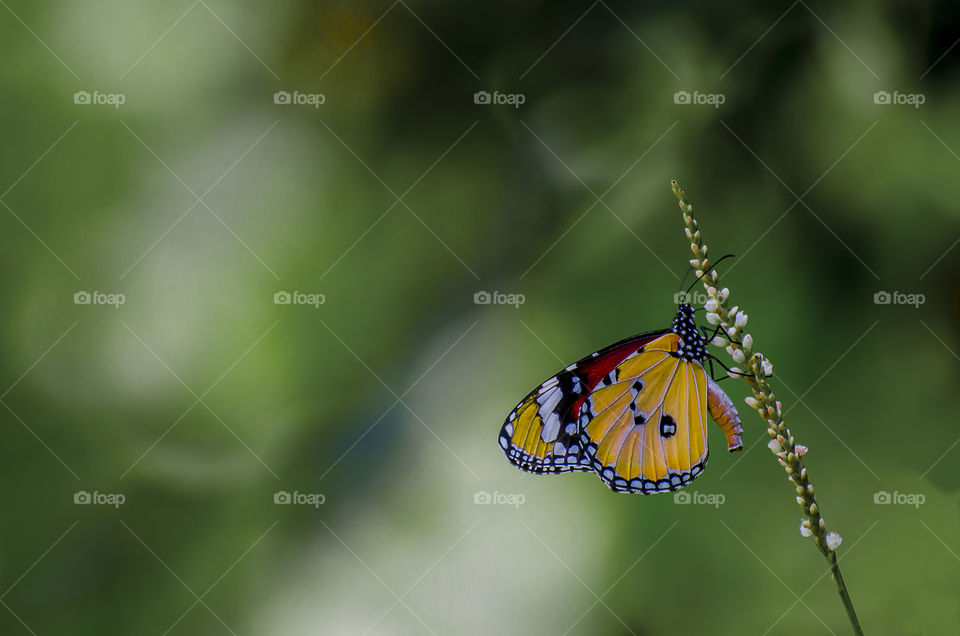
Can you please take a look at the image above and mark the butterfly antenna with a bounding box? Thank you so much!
[677,266,695,298]
[684,253,736,295]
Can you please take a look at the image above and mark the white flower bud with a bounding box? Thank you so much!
[705,299,718,312]
[745,396,759,408]
[719,288,730,301]
[795,444,807,456]
[761,359,773,376]
[768,439,780,453]
[711,336,728,347]
[726,326,737,338]
[741,334,753,350]
[732,348,746,364]
[826,532,842,551]
[706,312,720,325]
[799,523,812,538]
[734,311,748,328]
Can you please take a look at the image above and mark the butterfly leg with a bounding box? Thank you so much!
[706,353,750,379]
[707,356,727,384]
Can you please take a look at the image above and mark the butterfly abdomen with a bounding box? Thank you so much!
[706,376,743,451]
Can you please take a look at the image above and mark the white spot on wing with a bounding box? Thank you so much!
[541,415,560,442]
[537,387,562,418]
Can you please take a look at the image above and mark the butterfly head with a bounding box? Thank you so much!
[671,303,707,362]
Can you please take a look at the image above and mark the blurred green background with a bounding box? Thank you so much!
[1,1,958,633]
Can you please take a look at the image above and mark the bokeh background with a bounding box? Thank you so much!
[1,1,958,634]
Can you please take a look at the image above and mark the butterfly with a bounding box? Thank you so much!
[498,302,743,494]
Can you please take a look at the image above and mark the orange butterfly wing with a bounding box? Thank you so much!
[580,333,710,493]
[499,331,669,474]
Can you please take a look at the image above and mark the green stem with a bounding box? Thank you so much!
[828,550,863,635]
[671,180,864,635]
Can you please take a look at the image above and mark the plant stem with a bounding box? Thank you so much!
[671,180,863,635]
[829,550,863,635]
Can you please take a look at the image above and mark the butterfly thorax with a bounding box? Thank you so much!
[670,303,707,363]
